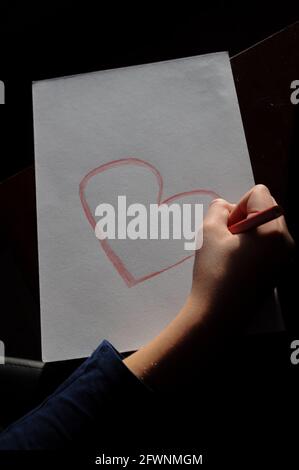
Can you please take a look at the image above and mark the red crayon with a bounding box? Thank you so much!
[228,205,284,235]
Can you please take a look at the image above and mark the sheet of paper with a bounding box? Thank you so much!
[33,52,282,362]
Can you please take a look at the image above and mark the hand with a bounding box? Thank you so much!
[188,184,294,331]
[124,185,295,390]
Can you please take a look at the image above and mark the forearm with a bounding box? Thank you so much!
[124,295,216,391]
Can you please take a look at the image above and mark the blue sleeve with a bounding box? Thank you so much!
[0,340,150,450]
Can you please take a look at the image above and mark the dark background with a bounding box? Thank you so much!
[1,1,299,180]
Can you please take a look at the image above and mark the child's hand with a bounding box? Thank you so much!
[188,184,295,331]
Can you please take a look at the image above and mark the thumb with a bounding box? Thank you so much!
[228,184,275,226]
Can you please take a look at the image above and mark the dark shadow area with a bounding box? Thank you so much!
[278,105,299,329]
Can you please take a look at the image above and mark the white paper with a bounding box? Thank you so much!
[33,52,281,362]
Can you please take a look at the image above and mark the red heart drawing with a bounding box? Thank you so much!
[79,158,220,287]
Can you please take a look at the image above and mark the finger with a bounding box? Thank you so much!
[205,198,235,226]
[228,184,275,226]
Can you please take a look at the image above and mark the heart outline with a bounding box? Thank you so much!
[79,157,220,287]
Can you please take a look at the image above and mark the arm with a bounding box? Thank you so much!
[0,341,149,449]
[124,185,294,390]
[0,185,294,449]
